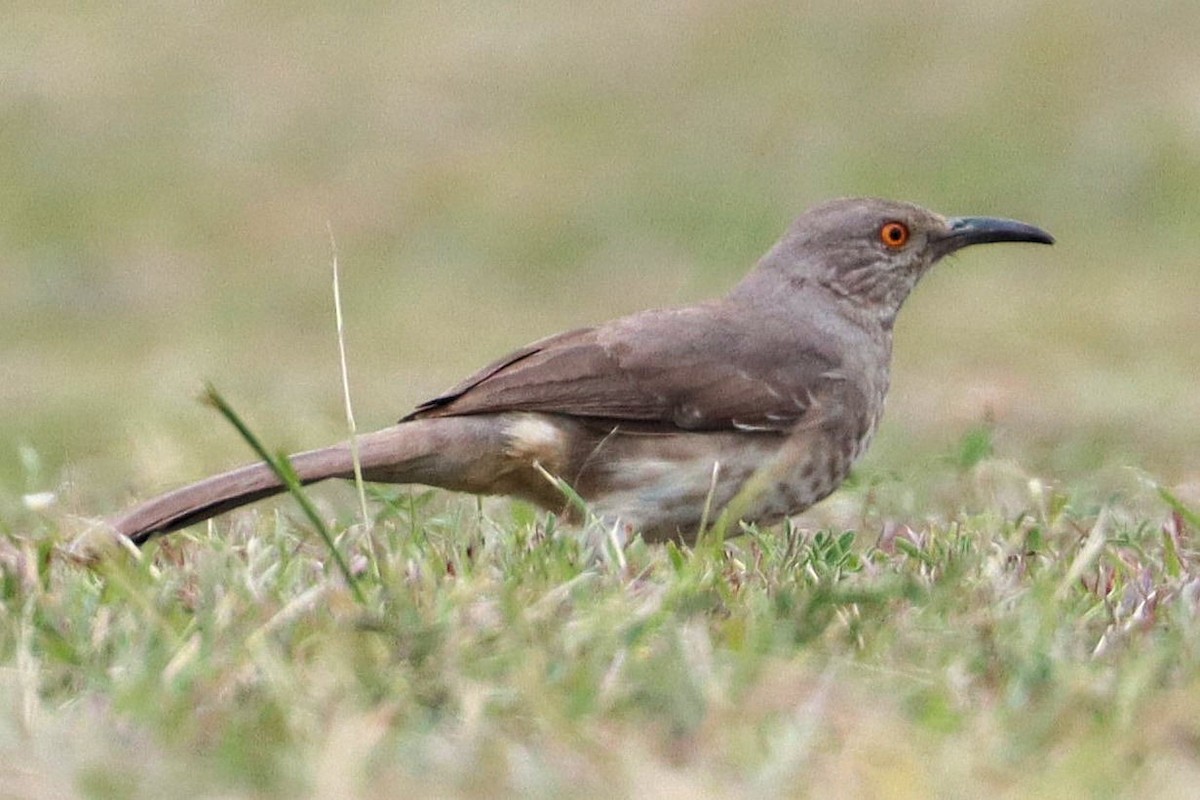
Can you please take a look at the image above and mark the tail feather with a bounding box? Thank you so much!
[110,417,517,545]
[113,441,360,546]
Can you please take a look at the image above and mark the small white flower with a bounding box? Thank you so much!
[23,492,57,511]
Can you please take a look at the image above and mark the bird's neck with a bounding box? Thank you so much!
[729,263,902,334]
[818,270,914,332]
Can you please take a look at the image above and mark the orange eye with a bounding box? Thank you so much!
[880,221,909,248]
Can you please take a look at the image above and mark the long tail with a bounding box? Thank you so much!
[109,416,517,546]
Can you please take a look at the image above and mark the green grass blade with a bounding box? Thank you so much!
[201,384,366,605]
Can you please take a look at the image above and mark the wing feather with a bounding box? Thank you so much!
[405,303,841,433]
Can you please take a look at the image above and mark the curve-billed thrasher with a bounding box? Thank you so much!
[110,198,1053,545]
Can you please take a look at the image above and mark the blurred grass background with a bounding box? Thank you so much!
[1,1,1197,510]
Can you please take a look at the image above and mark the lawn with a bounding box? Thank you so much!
[2,3,1199,796]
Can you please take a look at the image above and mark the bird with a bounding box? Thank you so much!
[109,197,1053,546]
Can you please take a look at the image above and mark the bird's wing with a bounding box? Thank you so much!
[405,304,846,433]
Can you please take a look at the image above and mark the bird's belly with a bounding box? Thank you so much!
[575,427,863,542]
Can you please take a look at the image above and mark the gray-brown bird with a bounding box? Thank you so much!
[110,198,1053,546]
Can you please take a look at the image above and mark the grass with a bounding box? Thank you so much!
[3,433,1199,796]
[3,1,1200,796]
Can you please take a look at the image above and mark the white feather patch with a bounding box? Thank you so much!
[505,414,567,464]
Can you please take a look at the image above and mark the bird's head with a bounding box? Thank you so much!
[749,197,1054,326]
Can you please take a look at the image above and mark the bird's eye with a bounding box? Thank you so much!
[880,221,910,248]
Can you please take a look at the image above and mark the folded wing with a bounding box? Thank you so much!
[406,303,844,433]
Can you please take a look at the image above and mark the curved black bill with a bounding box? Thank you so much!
[939,216,1055,254]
